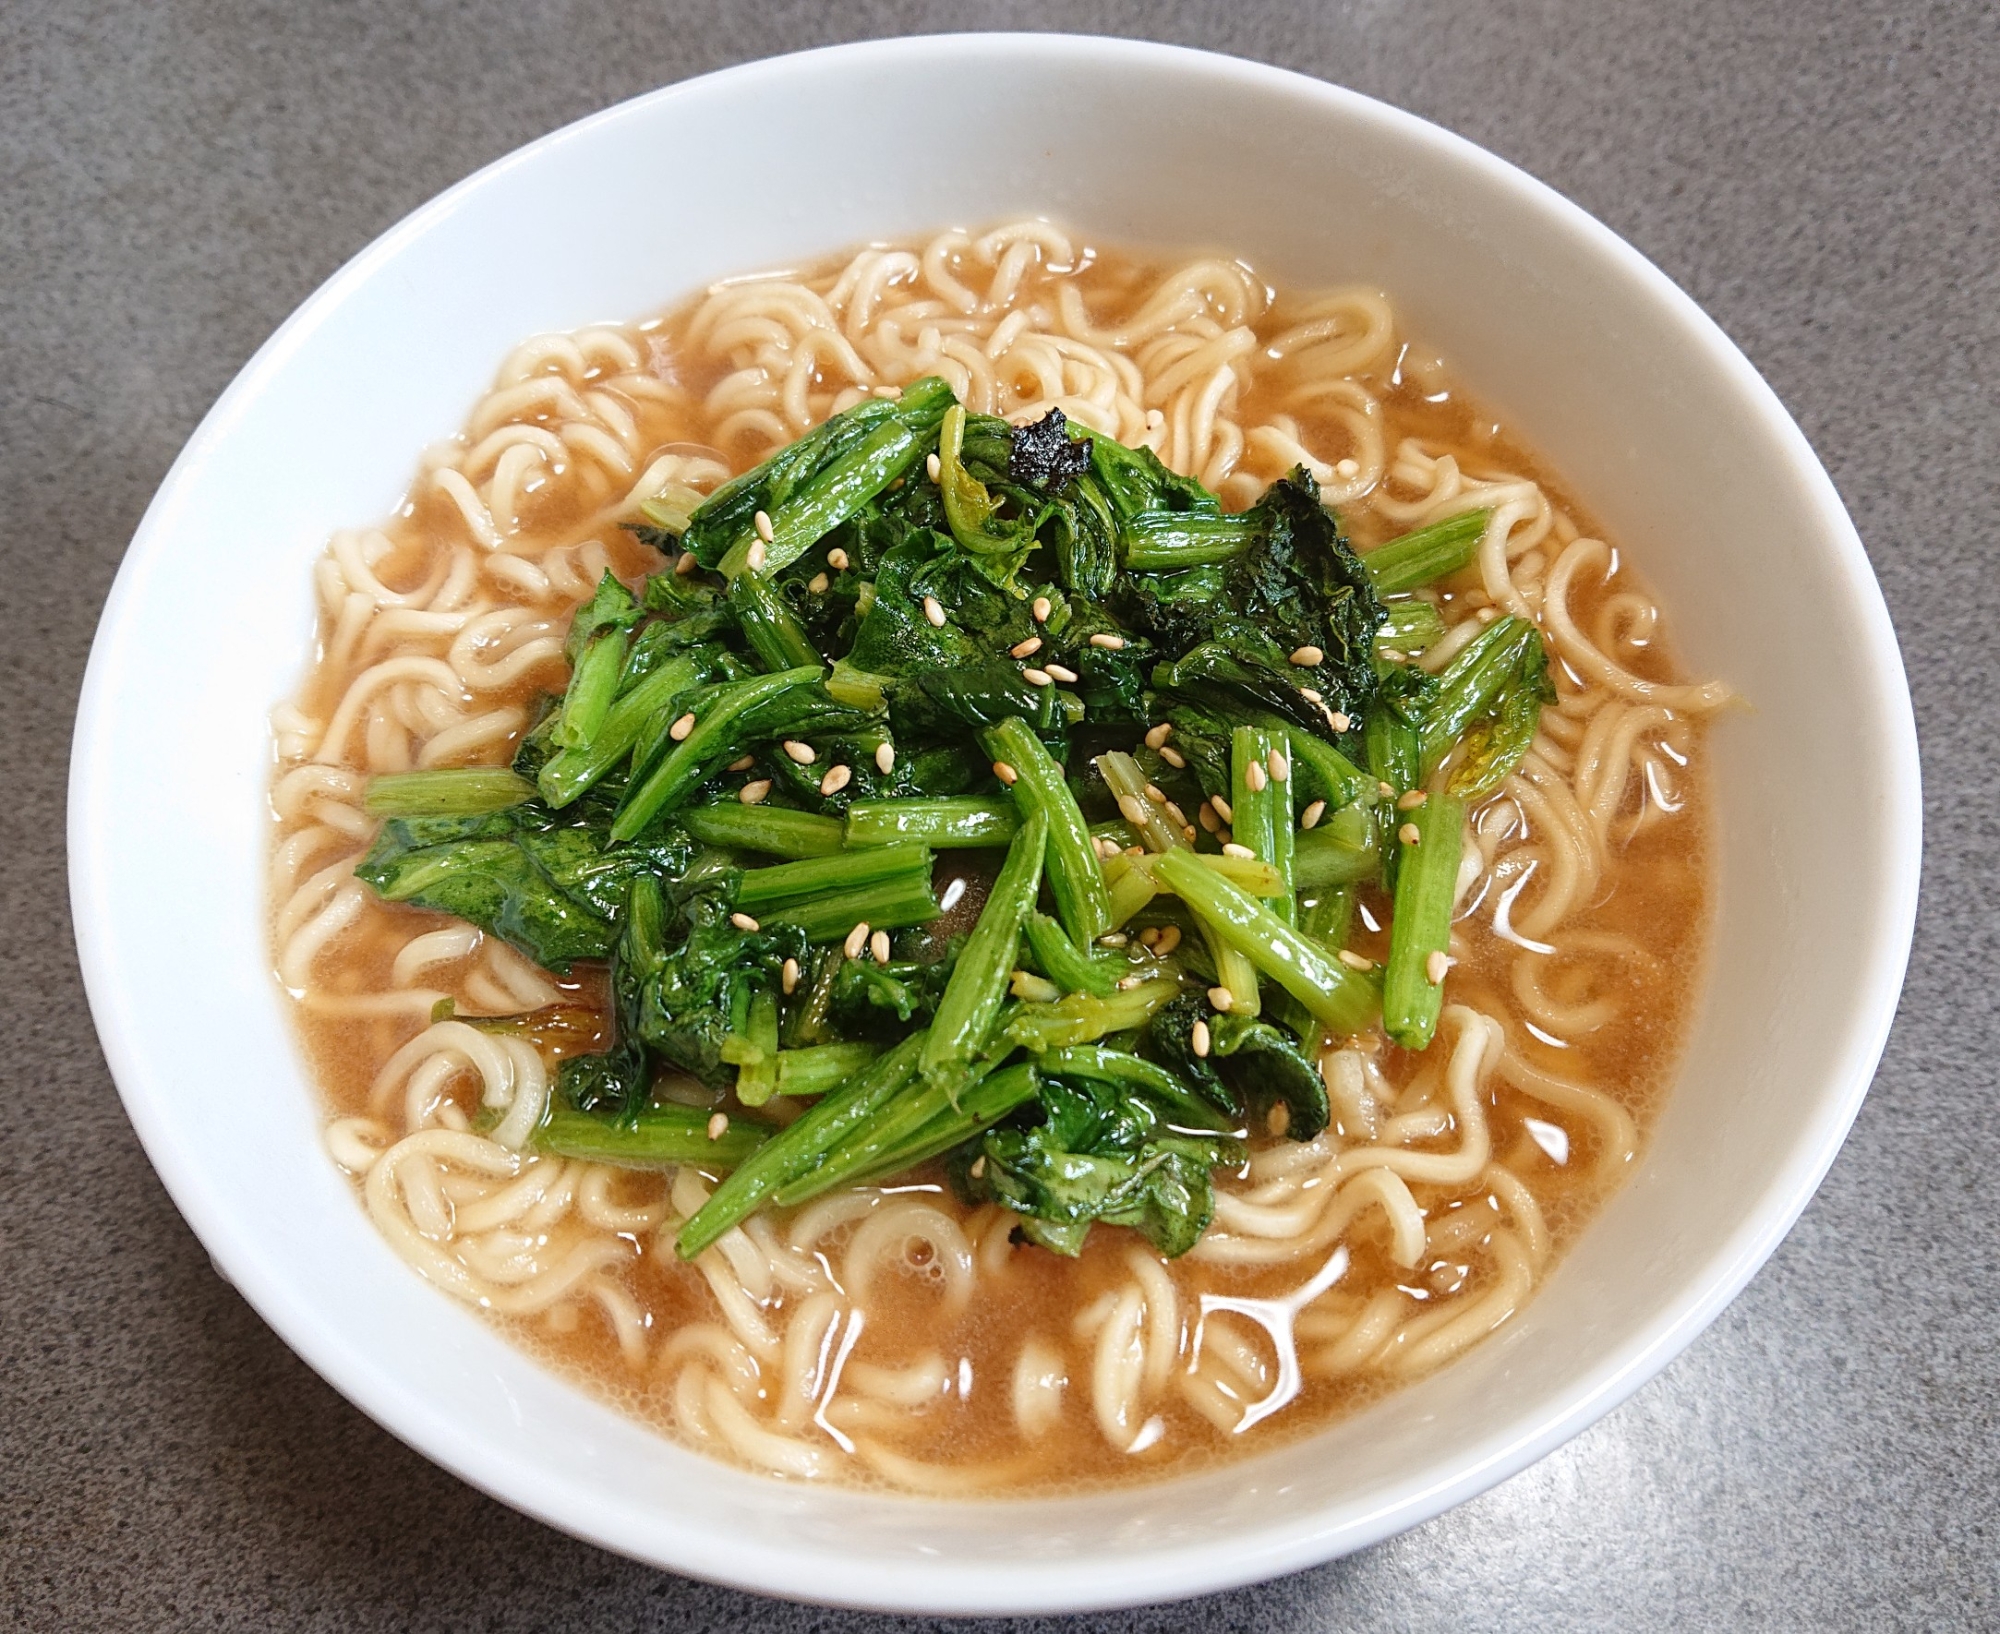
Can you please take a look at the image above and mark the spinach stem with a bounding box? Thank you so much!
[1291,805,1379,888]
[680,803,846,858]
[1151,850,1378,1034]
[846,796,1020,848]
[1381,791,1466,1050]
[1120,512,1259,570]
[921,811,1046,1089]
[734,843,934,910]
[758,871,940,942]
[982,716,1111,946]
[365,768,536,818]
[538,1105,770,1170]
[1023,912,1119,997]
[674,1032,927,1258]
[1361,508,1491,594]
[727,571,822,672]
[1231,725,1295,925]
[773,1041,883,1098]
[1003,977,1179,1052]
[536,652,705,808]
[611,666,824,840]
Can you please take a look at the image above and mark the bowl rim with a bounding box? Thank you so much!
[68,30,1923,1614]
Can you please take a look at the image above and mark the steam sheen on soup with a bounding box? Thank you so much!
[271,223,1726,1494]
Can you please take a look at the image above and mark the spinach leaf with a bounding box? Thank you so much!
[680,377,955,577]
[356,813,617,972]
[623,877,809,1091]
[960,1127,1233,1258]
[949,1042,1243,1257]
[1151,471,1388,729]
[1147,992,1330,1140]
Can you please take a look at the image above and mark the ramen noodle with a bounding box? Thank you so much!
[272,222,1724,1494]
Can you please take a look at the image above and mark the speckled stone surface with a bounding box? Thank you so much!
[3,2,1994,1628]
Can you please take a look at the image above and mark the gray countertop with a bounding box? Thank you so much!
[4,3,1994,1628]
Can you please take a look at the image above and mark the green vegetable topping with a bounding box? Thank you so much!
[346,383,1551,1259]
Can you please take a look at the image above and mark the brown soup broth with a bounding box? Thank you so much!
[278,230,1714,1494]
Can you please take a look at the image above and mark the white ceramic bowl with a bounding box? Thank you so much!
[69,34,1920,1615]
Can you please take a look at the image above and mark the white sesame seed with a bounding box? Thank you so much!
[1300,686,1322,703]
[820,764,852,796]
[1338,949,1375,972]
[1378,781,1396,799]
[707,1112,730,1141]
[1397,788,1429,811]
[1095,835,1120,858]
[1145,723,1174,749]
[1335,458,1361,480]
[739,779,772,805]
[993,761,1018,785]
[1426,949,1454,984]
[1144,783,1168,805]
[1044,663,1077,683]
[1155,926,1182,955]
[782,739,816,765]
[875,741,895,774]
[1290,644,1324,666]
[729,912,760,932]
[923,595,946,628]
[1139,926,1162,949]
[1211,795,1234,823]
[1399,822,1422,845]
[669,712,697,741]
[1191,1019,1212,1058]
[1117,794,1149,827]
[1164,801,1188,827]
[808,571,830,594]
[675,550,698,575]
[1207,985,1235,1012]
[1476,606,1498,623]
[1329,711,1352,732]
[1245,761,1268,793]
[1222,842,1255,859]
[871,929,891,965]
[781,957,800,994]
[970,1155,987,1179]
[1116,974,1144,991]
[1098,932,1129,948]
[1301,800,1327,829]
[1032,596,1052,622]
[727,755,756,772]
[1198,802,1220,833]
[1159,745,1187,769]
[873,384,901,399]
[745,538,768,571]
[1268,1102,1292,1137]
[1011,636,1043,658]
[1268,749,1290,783]
[926,452,943,482]
[1023,668,1052,687]
[1382,649,1407,663]
[844,922,871,959]
[1126,844,1144,856]
[826,547,850,570]
[1089,632,1126,650]
[1183,824,1197,840]
[753,509,775,544]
